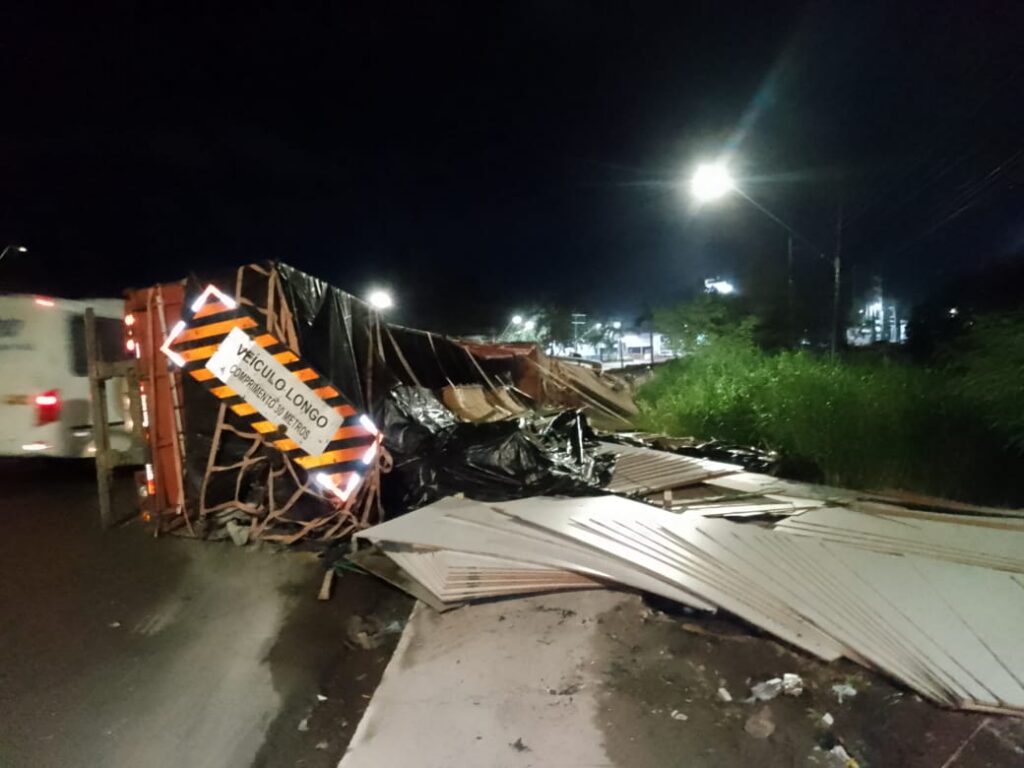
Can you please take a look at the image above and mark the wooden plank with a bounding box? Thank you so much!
[317,568,335,601]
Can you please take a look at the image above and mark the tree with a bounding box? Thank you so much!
[654,294,758,355]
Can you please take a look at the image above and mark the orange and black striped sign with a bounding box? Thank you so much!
[160,285,379,504]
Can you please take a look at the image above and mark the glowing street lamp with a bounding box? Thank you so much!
[0,244,28,263]
[690,162,734,203]
[704,278,736,295]
[367,289,394,311]
[511,314,523,325]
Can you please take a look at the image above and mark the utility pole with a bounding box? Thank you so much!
[786,235,795,346]
[830,201,843,356]
[570,312,586,354]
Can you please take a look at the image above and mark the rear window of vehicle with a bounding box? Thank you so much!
[69,315,126,375]
[0,315,30,353]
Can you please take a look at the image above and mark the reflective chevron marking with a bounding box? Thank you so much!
[160,283,379,504]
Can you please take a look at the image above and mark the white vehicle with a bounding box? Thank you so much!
[0,294,128,457]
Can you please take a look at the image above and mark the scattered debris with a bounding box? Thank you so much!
[820,712,835,727]
[318,569,335,601]
[669,709,688,721]
[534,606,578,621]
[748,674,802,701]
[509,737,530,752]
[107,621,121,629]
[749,678,783,702]
[225,519,250,547]
[315,741,329,751]
[357,490,1024,714]
[716,686,733,703]
[316,694,328,702]
[744,707,776,739]
[782,673,805,696]
[345,615,404,650]
[826,744,859,767]
[297,716,310,732]
[548,683,582,696]
[832,683,858,704]
[132,266,1024,724]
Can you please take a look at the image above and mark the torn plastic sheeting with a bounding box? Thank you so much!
[676,440,778,474]
[377,386,611,512]
[276,263,490,410]
[436,421,597,501]
[607,433,778,474]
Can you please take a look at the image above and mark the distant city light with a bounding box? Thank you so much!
[523,319,536,331]
[611,321,622,330]
[367,289,394,311]
[948,307,959,317]
[594,322,603,330]
[704,278,735,295]
[690,162,735,203]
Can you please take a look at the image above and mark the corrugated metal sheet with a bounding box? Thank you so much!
[600,441,738,494]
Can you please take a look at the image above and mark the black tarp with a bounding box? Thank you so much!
[378,386,611,512]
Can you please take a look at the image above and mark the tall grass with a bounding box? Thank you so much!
[638,312,1024,506]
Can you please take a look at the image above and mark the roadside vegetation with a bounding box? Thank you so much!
[639,297,1024,505]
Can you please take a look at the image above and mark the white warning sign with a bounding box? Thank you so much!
[205,326,343,456]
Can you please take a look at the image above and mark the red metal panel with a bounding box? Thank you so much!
[124,282,186,518]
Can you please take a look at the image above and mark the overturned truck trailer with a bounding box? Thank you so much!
[125,262,635,543]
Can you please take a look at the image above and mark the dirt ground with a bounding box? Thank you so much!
[596,595,1024,767]
[251,570,411,768]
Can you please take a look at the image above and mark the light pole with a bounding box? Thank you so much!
[570,312,586,353]
[612,321,623,368]
[523,319,536,344]
[689,161,838,351]
[498,314,524,341]
[0,244,28,263]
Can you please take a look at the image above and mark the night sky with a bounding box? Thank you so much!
[3,2,1022,332]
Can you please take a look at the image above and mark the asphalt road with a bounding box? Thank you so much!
[0,460,410,768]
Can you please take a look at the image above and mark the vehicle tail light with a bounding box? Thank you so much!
[35,390,61,426]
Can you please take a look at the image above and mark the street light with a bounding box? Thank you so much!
[0,244,28,262]
[511,315,523,325]
[690,162,734,203]
[687,158,841,353]
[611,321,624,368]
[366,289,393,311]
[704,278,736,295]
